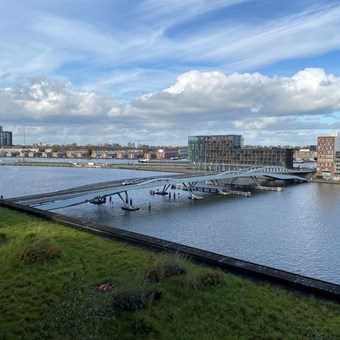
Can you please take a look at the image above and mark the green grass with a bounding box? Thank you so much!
[0,207,340,339]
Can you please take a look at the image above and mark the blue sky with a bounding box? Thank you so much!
[1,0,340,146]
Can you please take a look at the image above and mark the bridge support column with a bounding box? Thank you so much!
[183,181,204,200]
[210,180,229,196]
[118,191,140,211]
[149,184,171,196]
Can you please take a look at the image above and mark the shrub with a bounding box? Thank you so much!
[111,290,149,311]
[162,263,187,278]
[20,242,61,264]
[111,287,162,312]
[145,253,187,283]
[146,265,164,283]
[197,269,225,287]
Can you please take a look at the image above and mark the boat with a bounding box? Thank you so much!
[89,196,106,204]
[121,205,140,211]
[149,190,168,195]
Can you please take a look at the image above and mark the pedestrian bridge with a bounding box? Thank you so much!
[9,166,312,211]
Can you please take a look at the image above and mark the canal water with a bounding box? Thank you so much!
[1,165,340,285]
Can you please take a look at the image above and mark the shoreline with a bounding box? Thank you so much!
[310,178,340,185]
[0,159,205,174]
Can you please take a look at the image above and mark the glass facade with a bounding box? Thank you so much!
[188,134,293,170]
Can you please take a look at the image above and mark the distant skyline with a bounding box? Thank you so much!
[1,0,340,146]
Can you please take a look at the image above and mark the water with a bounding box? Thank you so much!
[1,165,340,285]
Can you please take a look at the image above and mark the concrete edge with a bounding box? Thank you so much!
[1,199,340,301]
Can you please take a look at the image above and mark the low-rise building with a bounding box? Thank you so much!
[116,151,128,159]
[156,148,188,159]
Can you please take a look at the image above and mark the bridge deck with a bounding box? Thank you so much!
[8,167,311,210]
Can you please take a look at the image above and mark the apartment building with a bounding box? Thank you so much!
[294,148,317,162]
[317,133,340,180]
[188,134,293,169]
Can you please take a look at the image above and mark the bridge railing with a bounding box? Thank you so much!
[216,165,292,176]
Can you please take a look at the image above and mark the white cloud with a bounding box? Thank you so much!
[0,77,121,123]
[2,68,340,146]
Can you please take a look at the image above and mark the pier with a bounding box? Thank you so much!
[254,185,284,192]
[177,184,252,197]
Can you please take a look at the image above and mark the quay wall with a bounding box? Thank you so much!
[0,160,201,174]
[1,199,339,301]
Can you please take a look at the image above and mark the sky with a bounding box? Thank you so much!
[1,0,340,147]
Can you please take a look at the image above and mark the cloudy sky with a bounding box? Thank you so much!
[1,0,340,147]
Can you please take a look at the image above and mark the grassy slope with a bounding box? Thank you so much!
[0,207,339,339]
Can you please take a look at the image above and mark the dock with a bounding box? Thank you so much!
[254,185,284,192]
[175,184,252,198]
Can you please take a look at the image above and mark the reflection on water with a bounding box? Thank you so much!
[1,165,340,284]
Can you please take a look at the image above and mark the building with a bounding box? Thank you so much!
[0,126,13,146]
[188,134,293,170]
[294,148,317,162]
[317,133,340,180]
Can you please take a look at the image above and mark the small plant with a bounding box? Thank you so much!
[197,269,225,287]
[0,232,7,244]
[20,242,61,264]
[146,265,164,283]
[111,268,163,312]
[162,263,187,278]
[179,270,225,290]
[145,252,188,283]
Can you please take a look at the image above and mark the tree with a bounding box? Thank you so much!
[86,149,93,158]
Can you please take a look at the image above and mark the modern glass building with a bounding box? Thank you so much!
[188,134,293,170]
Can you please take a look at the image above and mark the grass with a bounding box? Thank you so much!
[0,206,340,339]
